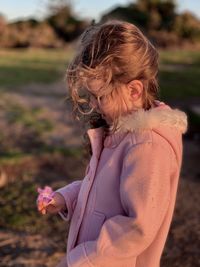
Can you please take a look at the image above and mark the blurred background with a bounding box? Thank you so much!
[0,0,199,266]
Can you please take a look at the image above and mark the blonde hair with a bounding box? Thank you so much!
[65,19,160,156]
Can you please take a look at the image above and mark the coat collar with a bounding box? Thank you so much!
[111,101,188,135]
[87,100,188,156]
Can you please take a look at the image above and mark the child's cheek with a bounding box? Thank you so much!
[99,101,114,123]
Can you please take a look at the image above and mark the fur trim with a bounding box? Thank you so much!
[113,108,188,134]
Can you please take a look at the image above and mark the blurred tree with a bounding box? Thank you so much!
[173,11,200,41]
[100,0,200,47]
[101,3,148,30]
[45,0,87,41]
[142,0,176,31]
[0,18,61,48]
[0,13,6,34]
[101,0,177,31]
[156,0,177,30]
[2,19,39,48]
[0,0,199,48]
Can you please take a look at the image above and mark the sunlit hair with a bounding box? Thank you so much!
[65,19,160,156]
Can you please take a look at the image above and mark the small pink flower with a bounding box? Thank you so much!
[37,186,55,213]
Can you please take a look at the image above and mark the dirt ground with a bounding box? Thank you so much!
[0,81,199,267]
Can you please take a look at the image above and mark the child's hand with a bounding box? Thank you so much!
[37,186,66,215]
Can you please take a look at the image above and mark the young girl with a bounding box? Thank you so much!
[37,20,188,267]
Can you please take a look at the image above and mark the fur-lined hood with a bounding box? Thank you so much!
[87,100,188,161]
[113,100,188,134]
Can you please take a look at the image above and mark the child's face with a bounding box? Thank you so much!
[87,79,143,125]
[89,92,112,123]
[87,79,112,124]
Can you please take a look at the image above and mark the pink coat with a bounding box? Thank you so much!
[55,100,188,267]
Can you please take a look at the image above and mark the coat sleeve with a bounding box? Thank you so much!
[55,179,83,222]
[66,141,172,267]
[55,163,90,221]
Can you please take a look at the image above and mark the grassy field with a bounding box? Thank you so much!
[0,48,73,89]
[0,48,199,266]
[159,49,200,100]
[0,48,200,100]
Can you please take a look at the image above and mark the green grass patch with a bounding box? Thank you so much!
[0,147,83,234]
[0,180,38,231]
[0,150,28,162]
[39,145,84,158]
[159,49,200,100]
[0,48,199,101]
[6,104,54,134]
[159,66,200,100]
[159,49,200,66]
[0,146,83,164]
[0,179,65,235]
[0,48,74,88]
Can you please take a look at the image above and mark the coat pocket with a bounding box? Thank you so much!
[86,210,106,241]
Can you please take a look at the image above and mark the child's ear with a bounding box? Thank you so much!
[127,80,143,101]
